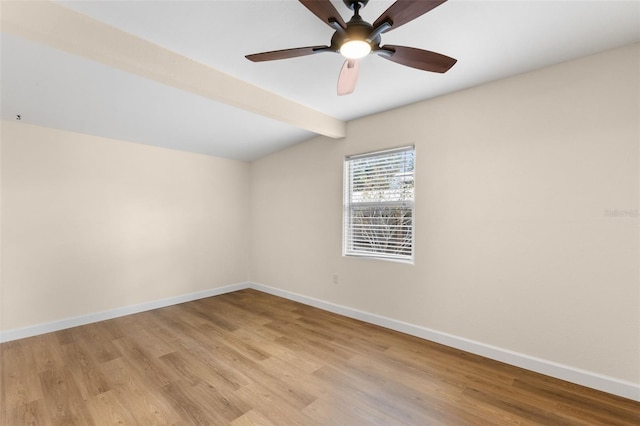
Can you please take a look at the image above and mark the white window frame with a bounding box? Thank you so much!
[343,146,415,263]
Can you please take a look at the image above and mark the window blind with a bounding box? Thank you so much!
[343,146,415,261]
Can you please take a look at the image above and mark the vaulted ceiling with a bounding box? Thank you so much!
[2,1,639,161]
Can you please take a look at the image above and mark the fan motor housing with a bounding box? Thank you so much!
[331,10,381,52]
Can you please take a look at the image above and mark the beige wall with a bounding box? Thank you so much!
[250,44,640,384]
[1,122,250,330]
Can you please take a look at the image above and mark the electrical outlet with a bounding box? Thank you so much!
[332,274,339,284]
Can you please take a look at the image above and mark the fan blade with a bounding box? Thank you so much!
[246,46,331,62]
[299,0,346,29]
[337,59,359,96]
[378,45,456,73]
[373,0,447,33]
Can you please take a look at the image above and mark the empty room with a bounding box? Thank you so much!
[1,0,639,424]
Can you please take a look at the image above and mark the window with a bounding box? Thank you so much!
[343,146,415,262]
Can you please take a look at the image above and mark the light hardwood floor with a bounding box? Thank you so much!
[1,289,638,425]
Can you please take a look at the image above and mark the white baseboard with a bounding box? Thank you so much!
[249,282,640,402]
[2,281,637,401]
[0,282,249,343]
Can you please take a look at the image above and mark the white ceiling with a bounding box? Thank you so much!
[2,0,639,161]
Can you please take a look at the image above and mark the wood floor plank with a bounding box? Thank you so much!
[120,326,175,359]
[183,301,241,332]
[312,364,444,424]
[4,399,47,426]
[512,377,640,425]
[230,408,278,426]
[212,342,318,410]
[207,297,278,327]
[233,382,318,426]
[189,380,250,422]
[61,342,111,399]
[177,343,252,391]
[198,321,272,362]
[74,322,123,363]
[39,367,96,426]
[161,380,227,425]
[2,343,44,408]
[159,348,253,402]
[110,336,179,388]
[31,333,67,374]
[302,395,393,426]
[1,288,638,425]
[85,389,139,425]
[98,357,183,424]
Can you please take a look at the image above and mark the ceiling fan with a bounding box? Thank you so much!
[246,0,457,96]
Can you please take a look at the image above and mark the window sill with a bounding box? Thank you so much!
[343,253,414,265]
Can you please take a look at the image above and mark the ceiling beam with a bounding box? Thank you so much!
[0,1,346,139]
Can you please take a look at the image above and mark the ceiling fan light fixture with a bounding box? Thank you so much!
[340,40,371,59]
[246,0,458,96]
